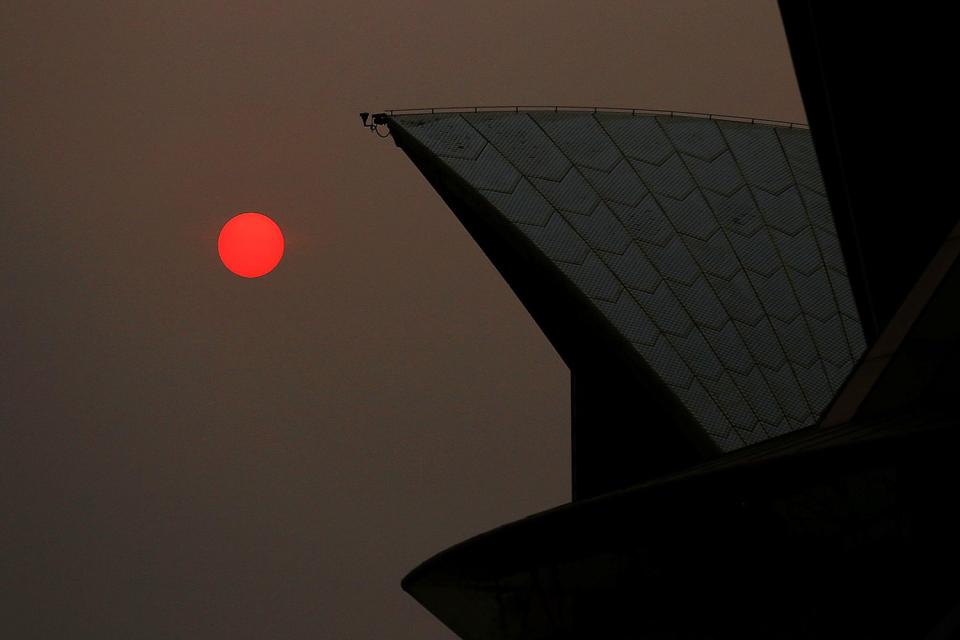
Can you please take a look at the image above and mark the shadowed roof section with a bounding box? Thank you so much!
[398,220,960,639]
[386,109,865,496]
[778,2,957,342]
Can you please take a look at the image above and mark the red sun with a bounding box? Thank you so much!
[218,212,284,278]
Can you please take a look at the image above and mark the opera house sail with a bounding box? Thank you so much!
[367,102,960,637]
[365,4,960,637]
[383,109,865,498]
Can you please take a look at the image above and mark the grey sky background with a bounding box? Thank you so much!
[1,2,803,637]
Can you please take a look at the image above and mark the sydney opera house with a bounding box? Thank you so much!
[365,4,959,638]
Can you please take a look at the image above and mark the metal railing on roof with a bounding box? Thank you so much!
[379,105,808,129]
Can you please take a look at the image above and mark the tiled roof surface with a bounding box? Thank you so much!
[392,111,865,450]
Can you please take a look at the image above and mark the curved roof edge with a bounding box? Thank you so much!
[401,411,960,639]
[379,105,808,129]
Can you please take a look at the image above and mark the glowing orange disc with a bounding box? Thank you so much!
[218,212,284,278]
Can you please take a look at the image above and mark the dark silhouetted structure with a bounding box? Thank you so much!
[369,4,960,638]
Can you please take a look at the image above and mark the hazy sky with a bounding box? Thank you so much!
[1,2,803,637]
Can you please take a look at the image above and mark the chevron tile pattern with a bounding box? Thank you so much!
[394,111,866,450]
